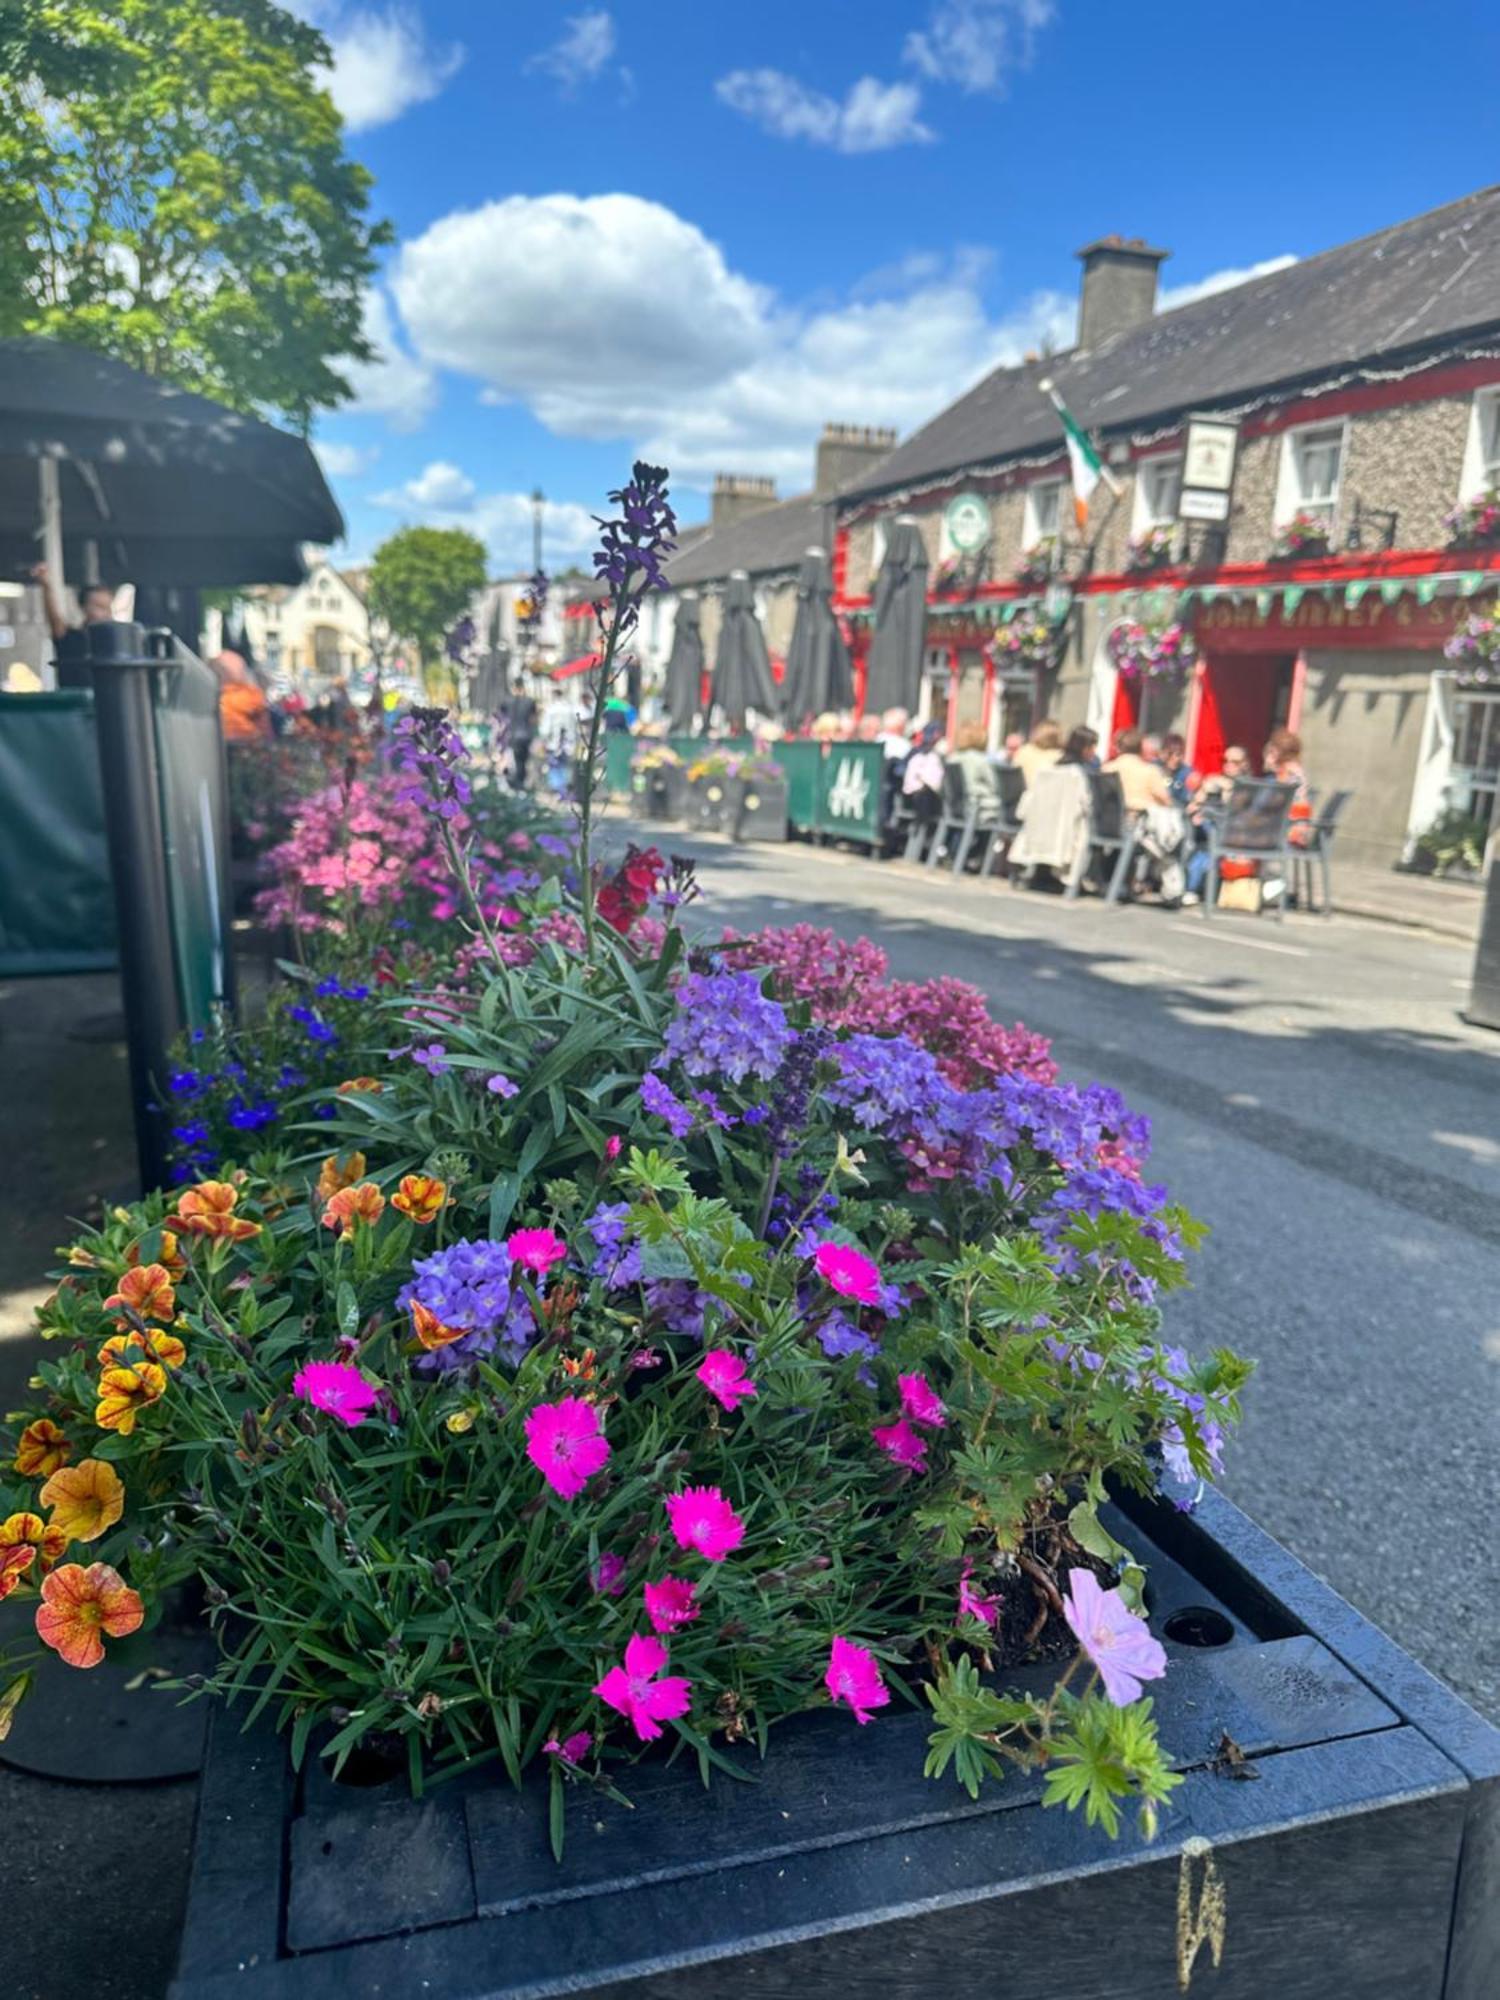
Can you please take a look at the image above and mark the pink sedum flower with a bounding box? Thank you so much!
[594,1633,693,1742]
[1062,1567,1168,1708]
[958,1562,1000,1629]
[643,1576,700,1634]
[292,1360,380,1427]
[812,1240,883,1305]
[898,1372,946,1429]
[544,1731,592,1764]
[508,1227,568,1274]
[524,1397,610,1500]
[871,1418,928,1470]
[664,1485,746,1563]
[825,1636,890,1724]
[696,1349,758,1413]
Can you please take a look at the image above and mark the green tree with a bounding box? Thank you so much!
[368,526,488,695]
[0,0,390,428]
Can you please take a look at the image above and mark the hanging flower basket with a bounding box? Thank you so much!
[1125,526,1177,574]
[987,611,1059,673]
[1442,610,1500,687]
[1268,511,1332,561]
[1014,538,1057,588]
[1443,489,1500,550]
[1106,617,1197,683]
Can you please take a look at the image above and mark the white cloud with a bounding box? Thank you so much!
[306,4,464,129]
[374,472,597,572]
[1159,254,1299,311]
[314,440,380,479]
[526,9,617,92]
[376,460,477,510]
[342,290,438,431]
[716,69,933,153]
[904,0,1055,95]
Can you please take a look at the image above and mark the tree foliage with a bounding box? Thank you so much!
[368,526,488,690]
[0,0,390,427]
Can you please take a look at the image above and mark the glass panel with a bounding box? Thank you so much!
[1030,484,1060,538]
[1148,461,1181,521]
[1297,431,1342,504]
[1483,397,1500,479]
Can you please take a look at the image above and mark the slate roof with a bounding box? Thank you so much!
[841,186,1500,504]
[665,491,831,588]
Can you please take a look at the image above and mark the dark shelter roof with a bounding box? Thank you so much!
[665,490,829,588]
[0,338,343,584]
[842,186,1500,503]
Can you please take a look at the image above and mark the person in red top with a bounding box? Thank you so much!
[212,649,272,743]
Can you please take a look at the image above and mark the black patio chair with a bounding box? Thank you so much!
[976,763,1028,876]
[1290,787,1353,916]
[1072,770,1139,902]
[925,763,973,870]
[1203,779,1298,920]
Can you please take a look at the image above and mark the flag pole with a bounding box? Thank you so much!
[1037,377,1123,497]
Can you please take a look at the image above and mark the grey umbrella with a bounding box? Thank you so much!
[662,592,704,732]
[862,516,929,716]
[709,571,778,728]
[783,546,853,725]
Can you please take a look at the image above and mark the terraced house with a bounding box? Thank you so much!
[834,186,1500,870]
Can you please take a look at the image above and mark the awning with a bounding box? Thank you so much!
[552,653,600,680]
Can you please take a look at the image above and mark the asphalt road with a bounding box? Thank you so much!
[619,821,1500,1726]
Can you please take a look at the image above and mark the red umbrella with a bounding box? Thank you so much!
[552,653,600,680]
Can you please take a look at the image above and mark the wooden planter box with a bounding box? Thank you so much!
[634,765,687,822]
[169,1485,1499,2000]
[732,772,788,843]
[688,770,733,832]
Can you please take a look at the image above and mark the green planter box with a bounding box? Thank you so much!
[732,772,789,842]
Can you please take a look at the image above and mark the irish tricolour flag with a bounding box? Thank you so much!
[1038,378,1120,529]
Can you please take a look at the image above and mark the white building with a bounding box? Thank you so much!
[229,558,375,687]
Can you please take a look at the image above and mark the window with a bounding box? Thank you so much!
[1023,479,1061,547]
[1459,389,1500,498]
[1276,422,1345,527]
[1133,456,1182,531]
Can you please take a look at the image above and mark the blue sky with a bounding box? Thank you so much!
[303,0,1500,574]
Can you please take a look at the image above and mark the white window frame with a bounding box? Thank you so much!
[1274,419,1348,529]
[1131,455,1182,534]
[1023,478,1062,548]
[1459,388,1500,499]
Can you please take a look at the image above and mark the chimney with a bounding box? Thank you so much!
[1074,236,1170,349]
[815,422,899,498]
[711,473,778,530]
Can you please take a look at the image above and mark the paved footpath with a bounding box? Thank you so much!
[611,819,1500,1727]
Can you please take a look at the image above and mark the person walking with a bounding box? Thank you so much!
[504,677,540,789]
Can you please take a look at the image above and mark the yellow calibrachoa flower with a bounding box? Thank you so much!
[35,1563,144,1669]
[66,1245,99,1269]
[337,1076,383,1095]
[127,1230,186,1280]
[168,1180,260,1242]
[102,1261,176,1324]
[316,1151,368,1203]
[98,1327,187,1370]
[321,1182,385,1236]
[392,1173,447,1224]
[0,1545,33,1601]
[0,1510,67,1572]
[410,1300,465,1350]
[41,1458,125,1544]
[14,1418,70,1479]
[95,1362,167,1435]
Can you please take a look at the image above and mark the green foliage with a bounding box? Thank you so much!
[368,527,489,692]
[1040,1693,1182,1838]
[0,0,389,426]
[1415,807,1488,874]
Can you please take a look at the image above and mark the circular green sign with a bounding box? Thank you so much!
[944,492,990,555]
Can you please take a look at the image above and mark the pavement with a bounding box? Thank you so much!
[1331,859,1481,942]
[0,848,1495,1999]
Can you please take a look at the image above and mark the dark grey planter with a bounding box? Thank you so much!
[634,765,687,822]
[169,1486,1500,2000]
[732,772,788,843]
[689,769,733,832]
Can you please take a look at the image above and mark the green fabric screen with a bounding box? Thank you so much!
[0,690,117,974]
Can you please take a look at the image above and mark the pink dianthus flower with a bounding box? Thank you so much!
[594,1633,692,1741]
[524,1397,609,1499]
[825,1636,889,1724]
[664,1485,745,1563]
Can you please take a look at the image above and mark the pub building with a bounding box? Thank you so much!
[833,186,1500,872]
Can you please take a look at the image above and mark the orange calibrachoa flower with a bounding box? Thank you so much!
[392,1174,447,1224]
[0,1544,34,1601]
[102,1261,176,1324]
[337,1076,384,1095]
[409,1299,465,1350]
[14,1418,71,1479]
[168,1180,261,1242]
[98,1327,187,1370]
[321,1182,385,1235]
[41,1458,125,1544]
[127,1230,186,1280]
[316,1151,368,1203]
[95,1362,167,1435]
[35,1563,144,1669]
[0,1511,68,1572]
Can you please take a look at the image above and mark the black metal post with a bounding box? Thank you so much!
[89,622,181,1189]
[1463,842,1500,1030]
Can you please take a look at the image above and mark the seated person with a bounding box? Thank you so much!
[1014,718,1063,785]
[948,720,1000,815]
[1104,728,1173,812]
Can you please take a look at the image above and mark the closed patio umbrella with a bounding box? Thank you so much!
[709,571,778,728]
[863,516,929,716]
[783,546,853,726]
[662,593,704,732]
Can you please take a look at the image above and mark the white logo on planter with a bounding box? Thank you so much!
[826,758,870,820]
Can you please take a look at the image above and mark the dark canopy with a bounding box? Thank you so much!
[781,547,852,727]
[709,572,778,728]
[662,592,704,732]
[862,517,929,716]
[0,338,343,586]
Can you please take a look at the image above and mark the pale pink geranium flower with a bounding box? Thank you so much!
[812,1240,882,1306]
[594,1633,693,1741]
[292,1360,380,1427]
[508,1227,568,1274]
[1062,1568,1168,1707]
[524,1397,610,1499]
[898,1372,946,1429]
[664,1485,746,1563]
[825,1636,890,1724]
[643,1576,699,1634]
[696,1349,758,1413]
[871,1418,928,1470]
[958,1562,1000,1629]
